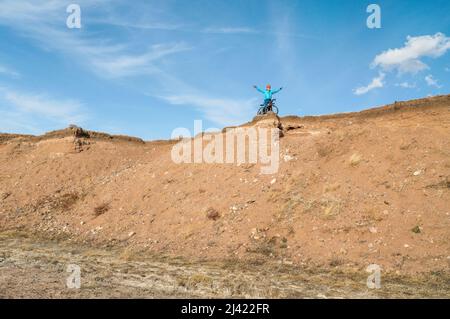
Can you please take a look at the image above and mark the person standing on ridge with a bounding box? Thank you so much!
[253,84,283,113]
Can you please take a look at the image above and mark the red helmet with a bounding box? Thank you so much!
[266,84,271,90]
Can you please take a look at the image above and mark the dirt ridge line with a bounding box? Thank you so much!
[1,94,449,145]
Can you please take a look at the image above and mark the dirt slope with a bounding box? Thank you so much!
[1,95,449,276]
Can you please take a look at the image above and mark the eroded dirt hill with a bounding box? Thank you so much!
[1,95,449,276]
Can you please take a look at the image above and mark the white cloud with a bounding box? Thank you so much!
[372,33,450,74]
[395,82,416,89]
[160,94,257,126]
[0,87,86,125]
[353,73,385,95]
[425,74,442,88]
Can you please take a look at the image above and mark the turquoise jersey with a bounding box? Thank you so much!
[255,86,282,100]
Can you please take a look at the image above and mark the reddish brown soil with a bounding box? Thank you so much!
[1,95,449,276]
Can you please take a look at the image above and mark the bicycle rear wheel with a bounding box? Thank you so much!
[271,105,279,114]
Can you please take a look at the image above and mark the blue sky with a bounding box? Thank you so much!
[0,0,449,140]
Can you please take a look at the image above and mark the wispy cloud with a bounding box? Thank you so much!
[395,82,416,89]
[0,0,190,79]
[0,0,63,20]
[1,0,301,131]
[92,18,183,31]
[353,73,385,95]
[425,74,443,88]
[91,42,192,78]
[0,64,20,78]
[160,94,257,126]
[372,32,450,74]
[0,0,255,128]
[0,109,41,134]
[202,26,257,34]
[270,3,298,87]
[202,25,312,39]
[0,87,86,126]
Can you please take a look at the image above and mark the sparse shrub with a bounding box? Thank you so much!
[329,256,345,267]
[246,238,277,257]
[279,237,288,249]
[35,192,80,213]
[411,225,422,234]
[57,193,80,211]
[205,207,220,220]
[94,203,110,216]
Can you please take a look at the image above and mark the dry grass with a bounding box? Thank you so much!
[279,193,317,220]
[349,153,362,166]
[329,256,346,267]
[323,183,341,193]
[317,143,332,158]
[320,197,343,218]
[246,239,277,257]
[363,208,385,223]
[29,192,82,215]
[2,233,449,298]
